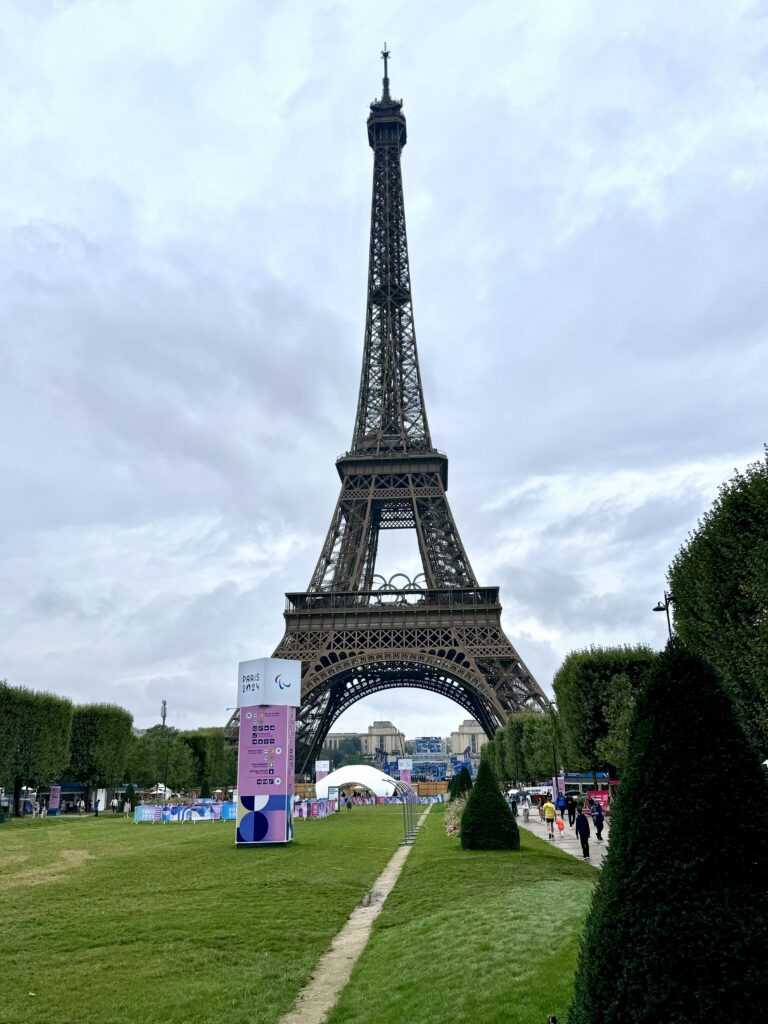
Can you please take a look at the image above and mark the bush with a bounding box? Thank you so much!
[669,448,768,752]
[568,641,768,1024]
[460,757,519,851]
[455,765,473,798]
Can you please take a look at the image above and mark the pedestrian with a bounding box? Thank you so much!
[565,793,577,827]
[33,800,40,818]
[575,807,591,858]
[555,791,566,819]
[94,798,100,817]
[41,799,47,818]
[593,801,605,842]
[345,795,352,812]
[110,797,118,814]
[510,794,518,817]
[77,797,85,816]
[542,796,557,840]
[123,799,131,818]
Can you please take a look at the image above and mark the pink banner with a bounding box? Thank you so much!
[236,705,295,845]
[400,769,412,785]
[48,785,61,815]
[587,790,609,810]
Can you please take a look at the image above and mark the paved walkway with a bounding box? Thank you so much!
[279,806,431,1024]
[517,810,610,867]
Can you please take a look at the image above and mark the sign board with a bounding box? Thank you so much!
[236,704,296,845]
[315,760,330,782]
[48,785,61,816]
[398,758,412,785]
[236,658,302,708]
[587,790,609,811]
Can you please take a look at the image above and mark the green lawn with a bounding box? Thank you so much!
[327,805,598,1024]
[0,808,404,1024]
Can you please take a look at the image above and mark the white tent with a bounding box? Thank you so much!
[315,764,399,798]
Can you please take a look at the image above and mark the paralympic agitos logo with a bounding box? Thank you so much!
[276,674,290,690]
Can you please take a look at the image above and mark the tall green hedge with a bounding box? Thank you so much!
[0,681,73,815]
[669,449,768,752]
[553,646,657,775]
[568,642,768,1023]
[68,703,133,790]
[460,756,519,851]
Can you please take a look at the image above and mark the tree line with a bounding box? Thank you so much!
[0,682,235,815]
[541,450,768,780]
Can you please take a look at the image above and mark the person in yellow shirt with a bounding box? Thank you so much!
[542,799,556,840]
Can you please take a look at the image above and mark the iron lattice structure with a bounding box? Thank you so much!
[230,54,549,771]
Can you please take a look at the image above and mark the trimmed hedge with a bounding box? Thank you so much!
[568,641,768,1024]
[669,449,768,752]
[460,757,519,851]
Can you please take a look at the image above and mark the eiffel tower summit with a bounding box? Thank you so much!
[260,51,549,772]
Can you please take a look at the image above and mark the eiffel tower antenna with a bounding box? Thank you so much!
[228,55,550,771]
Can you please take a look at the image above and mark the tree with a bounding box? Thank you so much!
[460,755,519,851]
[68,704,133,795]
[594,673,633,777]
[669,448,768,752]
[181,728,231,795]
[568,642,768,1024]
[448,765,474,800]
[553,646,657,776]
[0,681,73,815]
[504,715,528,784]
[491,727,508,784]
[127,726,195,792]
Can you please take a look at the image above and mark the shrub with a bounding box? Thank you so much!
[460,757,519,851]
[454,765,473,798]
[669,448,768,751]
[568,641,768,1024]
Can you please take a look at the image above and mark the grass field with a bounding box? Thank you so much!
[0,808,404,1024]
[327,805,598,1024]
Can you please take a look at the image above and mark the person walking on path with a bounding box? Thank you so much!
[592,802,605,842]
[110,797,118,814]
[77,797,85,816]
[575,807,591,858]
[543,797,557,840]
[555,792,566,820]
[94,798,100,817]
[123,799,131,819]
[565,794,577,827]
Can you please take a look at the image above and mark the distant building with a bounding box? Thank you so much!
[450,719,488,756]
[324,732,361,751]
[414,736,446,754]
[360,721,405,757]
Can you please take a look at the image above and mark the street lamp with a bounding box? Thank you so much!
[161,699,170,799]
[653,591,673,638]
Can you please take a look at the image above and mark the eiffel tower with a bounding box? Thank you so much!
[244,52,549,772]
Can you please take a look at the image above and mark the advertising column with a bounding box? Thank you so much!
[398,758,413,785]
[235,658,302,847]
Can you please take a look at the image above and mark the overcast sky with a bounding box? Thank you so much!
[1,0,766,740]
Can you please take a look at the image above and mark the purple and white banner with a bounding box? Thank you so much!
[315,760,330,783]
[236,704,296,845]
[48,785,61,816]
[398,758,413,785]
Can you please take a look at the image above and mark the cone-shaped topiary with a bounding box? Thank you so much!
[569,641,768,1024]
[460,756,520,850]
[455,764,473,798]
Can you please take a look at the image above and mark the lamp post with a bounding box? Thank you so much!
[653,591,673,638]
[161,699,169,800]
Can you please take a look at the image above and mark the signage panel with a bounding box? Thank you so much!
[237,658,302,708]
[236,704,295,845]
[315,759,330,782]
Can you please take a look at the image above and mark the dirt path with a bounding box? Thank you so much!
[279,806,431,1024]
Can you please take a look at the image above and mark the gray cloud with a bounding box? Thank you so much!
[1,1,766,737]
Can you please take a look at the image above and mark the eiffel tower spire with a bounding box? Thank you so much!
[262,54,550,772]
[353,49,430,455]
